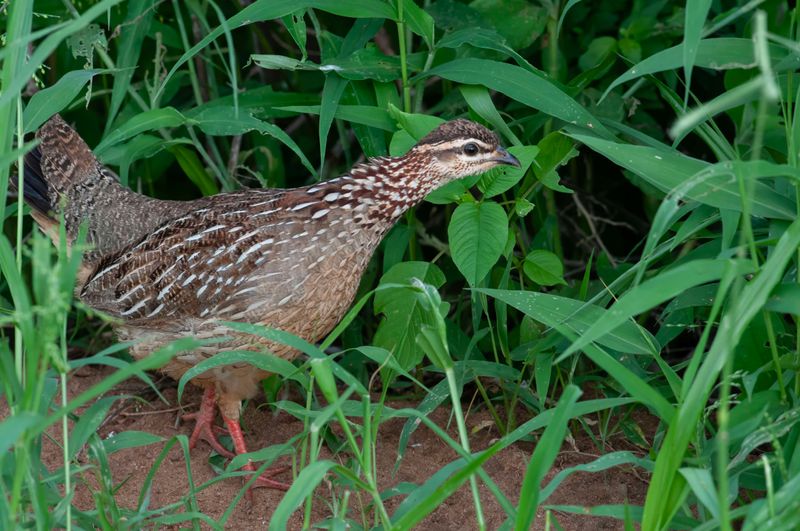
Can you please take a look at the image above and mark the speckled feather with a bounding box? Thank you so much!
[21,115,511,419]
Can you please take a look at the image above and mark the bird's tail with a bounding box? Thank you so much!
[13,114,103,223]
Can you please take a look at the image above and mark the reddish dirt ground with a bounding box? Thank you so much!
[10,365,651,530]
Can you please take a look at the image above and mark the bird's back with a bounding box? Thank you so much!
[19,115,187,269]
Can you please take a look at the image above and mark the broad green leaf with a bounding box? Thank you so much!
[728,406,800,469]
[389,129,418,156]
[448,201,508,285]
[478,145,538,197]
[669,77,766,141]
[515,198,535,217]
[477,289,658,355]
[425,174,482,204]
[742,473,800,530]
[534,132,577,193]
[24,70,106,133]
[523,249,566,286]
[426,0,484,32]
[420,59,611,138]
[470,0,547,50]
[572,134,797,220]
[373,262,446,373]
[579,36,617,71]
[388,104,444,140]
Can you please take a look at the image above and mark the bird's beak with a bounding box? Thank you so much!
[492,147,520,167]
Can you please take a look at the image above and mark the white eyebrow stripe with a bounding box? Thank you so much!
[434,138,495,151]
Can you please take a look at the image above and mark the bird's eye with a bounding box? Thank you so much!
[463,143,479,156]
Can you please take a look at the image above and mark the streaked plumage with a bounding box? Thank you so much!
[17,114,519,487]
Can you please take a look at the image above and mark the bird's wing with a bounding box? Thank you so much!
[80,191,292,323]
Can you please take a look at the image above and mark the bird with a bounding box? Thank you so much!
[18,114,520,489]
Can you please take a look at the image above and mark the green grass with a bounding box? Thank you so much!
[2,0,800,529]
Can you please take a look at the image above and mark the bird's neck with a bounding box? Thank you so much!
[308,155,445,233]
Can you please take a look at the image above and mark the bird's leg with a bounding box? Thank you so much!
[222,414,291,491]
[182,387,234,458]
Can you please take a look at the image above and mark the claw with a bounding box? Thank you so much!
[185,388,292,495]
[223,415,292,495]
[246,463,291,491]
[183,388,235,458]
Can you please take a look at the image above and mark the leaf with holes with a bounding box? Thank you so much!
[448,201,508,285]
[534,132,577,193]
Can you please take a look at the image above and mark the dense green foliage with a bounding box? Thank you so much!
[2,0,800,529]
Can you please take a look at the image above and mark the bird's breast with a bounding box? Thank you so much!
[218,214,382,344]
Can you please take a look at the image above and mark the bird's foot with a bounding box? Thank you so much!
[183,388,234,458]
[244,463,292,491]
[223,414,291,495]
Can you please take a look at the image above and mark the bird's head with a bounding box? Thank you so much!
[338,119,521,226]
[406,119,520,184]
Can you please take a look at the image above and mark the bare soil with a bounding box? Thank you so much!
[16,365,651,530]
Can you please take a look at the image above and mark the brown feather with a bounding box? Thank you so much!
[23,114,513,421]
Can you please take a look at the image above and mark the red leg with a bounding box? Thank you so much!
[223,415,291,491]
[182,387,234,458]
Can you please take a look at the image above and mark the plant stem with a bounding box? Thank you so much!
[543,11,563,259]
[14,96,24,390]
[60,320,72,531]
[445,366,486,530]
[716,342,733,531]
[396,0,411,113]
